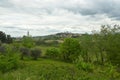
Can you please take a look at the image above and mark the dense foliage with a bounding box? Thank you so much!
[22,36,35,48]
[46,47,60,59]
[0,44,23,73]
[0,31,13,43]
[60,38,81,62]
[92,25,120,65]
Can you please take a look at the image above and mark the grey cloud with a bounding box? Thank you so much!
[0,26,32,32]
[3,26,17,29]
[66,0,120,20]
[1,0,120,37]
[1,0,120,20]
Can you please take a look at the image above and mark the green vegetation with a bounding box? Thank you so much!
[45,47,60,59]
[31,48,42,60]
[0,59,120,80]
[60,38,81,62]
[0,31,12,43]
[22,36,35,48]
[0,44,23,73]
[0,25,120,80]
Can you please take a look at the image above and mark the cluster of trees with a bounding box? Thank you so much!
[78,25,120,66]
[45,25,120,67]
[92,25,120,65]
[0,31,13,44]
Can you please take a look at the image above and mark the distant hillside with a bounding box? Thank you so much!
[13,32,82,42]
[33,32,82,40]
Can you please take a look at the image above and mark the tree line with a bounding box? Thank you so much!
[0,31,13,44]
[45,25,120,67]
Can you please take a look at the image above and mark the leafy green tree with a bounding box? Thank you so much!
[22,36,35,48]
[103,25,120,66]
[79,34,93,63]
[60,38,81,62]
[93,25,120,65]
[92,32,101,63]
[0,31,13,44]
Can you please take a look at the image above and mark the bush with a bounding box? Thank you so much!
[74,55,94,72]
[12,43,22,52]
[35,39,46,46]
[0,53,21,73]
[22,36,35,48]
[20,47,31,60]
[45,48,60,59]
[0,44,25,73]
[31,48,42,60]
[60,38,81,62]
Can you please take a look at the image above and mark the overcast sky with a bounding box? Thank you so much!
[0,0,120,37]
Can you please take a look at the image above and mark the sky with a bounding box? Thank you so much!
[0,0,120,37]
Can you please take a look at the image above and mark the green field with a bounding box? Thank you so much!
[0,58,119,80]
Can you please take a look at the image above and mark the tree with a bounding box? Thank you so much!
[93,25,120,65]
[0,31,12,44]
[0,31,6,43]
[103,25,120,66]
[60,38,81,62]
[79,34,93,63]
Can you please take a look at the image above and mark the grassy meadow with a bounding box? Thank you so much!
[1,58,119,80]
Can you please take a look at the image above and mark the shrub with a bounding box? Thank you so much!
[35,39,46,46]
[0,44,12,55]
[20,47,31,60]
[60,38,81,62]
[74,55,94,72]
[45,48,60,59]
[0,44,25,73]
[12,43,22,52]
[0,53,21,73]
[31,48,42,60]
[22,36,35,48]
